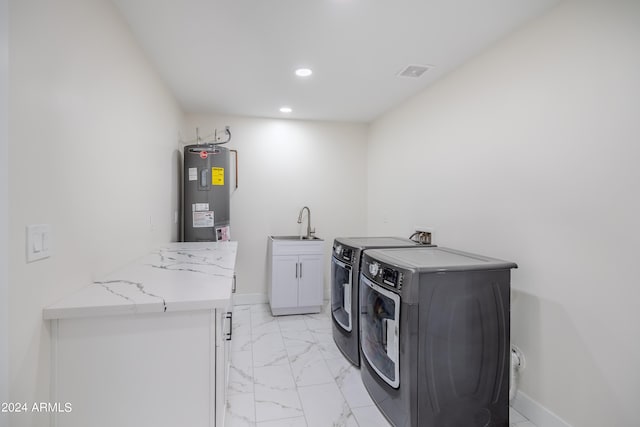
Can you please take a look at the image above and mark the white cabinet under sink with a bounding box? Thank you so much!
[267,236,324,315]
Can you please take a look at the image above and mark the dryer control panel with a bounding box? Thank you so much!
[362,256,405,291]
[382,267,402,288]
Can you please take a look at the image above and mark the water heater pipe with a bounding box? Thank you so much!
[230,149,238,189]
[189,126,232,146]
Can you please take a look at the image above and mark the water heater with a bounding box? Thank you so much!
[183,144,230,242]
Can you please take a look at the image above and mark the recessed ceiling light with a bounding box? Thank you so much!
[295,68,313,77]
[280,106,292,113]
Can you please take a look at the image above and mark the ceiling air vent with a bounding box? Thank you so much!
[397,64,432,78]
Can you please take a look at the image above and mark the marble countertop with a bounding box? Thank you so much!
[43,242,238,320]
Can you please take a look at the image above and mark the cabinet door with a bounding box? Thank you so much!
[271,255,300,309]
[297,254,324,307]
[52,312,212,427]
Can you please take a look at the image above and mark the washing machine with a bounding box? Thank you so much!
[359,246,517,427]
[331,237,428,366]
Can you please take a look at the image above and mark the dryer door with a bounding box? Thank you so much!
[360,274,401,388]
[331,257,352,331]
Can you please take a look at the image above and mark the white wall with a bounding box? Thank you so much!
[8,0,184,424]
[184,114,368,300]
[367,1,640,426]
[0,0,9,425]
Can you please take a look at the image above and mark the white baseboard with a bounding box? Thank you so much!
[232,293,267,306]
[232,294,331,311]
[512,390,572,427]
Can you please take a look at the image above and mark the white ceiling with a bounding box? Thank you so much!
[111,0,559,123]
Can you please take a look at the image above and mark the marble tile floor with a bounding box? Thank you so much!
[226,303,535,427]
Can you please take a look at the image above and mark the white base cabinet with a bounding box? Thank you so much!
[267,237,324,315]
[50,308,233,427]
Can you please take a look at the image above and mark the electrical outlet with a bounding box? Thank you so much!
[511,345,525,370]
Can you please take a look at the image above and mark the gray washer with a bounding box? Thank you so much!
[359,247,517,427]
[331,237,425,366]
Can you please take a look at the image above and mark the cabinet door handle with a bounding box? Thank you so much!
[225,312,233,341]
[300,262,303,278]
[295,262,298,278]
[232,274,237,293]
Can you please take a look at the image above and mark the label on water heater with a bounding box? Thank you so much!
[188,167,197,181]
[193,211,214,228]
[212,167,224,186]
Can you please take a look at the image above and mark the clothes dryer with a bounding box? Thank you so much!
[331,237,427,366]
[359,247,517,427]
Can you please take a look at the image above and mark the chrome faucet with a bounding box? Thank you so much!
[297,206,315,239]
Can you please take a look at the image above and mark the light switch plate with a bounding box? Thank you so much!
[26,224,51,262]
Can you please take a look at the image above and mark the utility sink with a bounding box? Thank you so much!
[271,235,323,241]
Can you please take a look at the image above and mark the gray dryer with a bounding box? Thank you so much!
[359,246,517,427]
